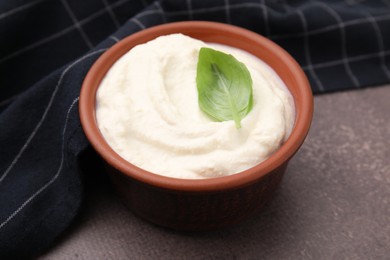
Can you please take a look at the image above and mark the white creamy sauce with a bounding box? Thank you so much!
[96,34,295,179]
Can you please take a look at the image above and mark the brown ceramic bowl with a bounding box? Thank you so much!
[80,21,313,231]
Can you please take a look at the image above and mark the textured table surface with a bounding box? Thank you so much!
[40,86,390,260]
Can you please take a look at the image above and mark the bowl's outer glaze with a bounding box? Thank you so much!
[80,21,313,230]
[107,162,287,230]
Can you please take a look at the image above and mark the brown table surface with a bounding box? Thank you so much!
[40,85,390,260]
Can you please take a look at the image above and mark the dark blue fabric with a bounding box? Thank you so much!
[0,0,389,257]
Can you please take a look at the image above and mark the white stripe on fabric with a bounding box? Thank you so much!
[0,0,127,65]
[132,0,389,51]
[0,27,76,64]
[186,0,193,20]
[61,0,94,49]
[0,97,80,230]
[303,50,390,70]
[131,17,146,29]
[109,35,120,43]
[357,9,390,80]
[133,9,160,18]
[0,0,46,20]
[261,0,270,37]
[154,1,167,23]
[131,3,270,21]
[297,10,325,92]
[0,49,106,184]
[314,1,360,87]
[224,0,231,24]
[271,13,390,40]
[161,2,267,16]
[102,0,121,28]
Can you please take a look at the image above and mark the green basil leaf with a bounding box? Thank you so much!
[196,47,253,129]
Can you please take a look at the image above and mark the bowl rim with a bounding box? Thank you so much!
[79,21,313,192]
